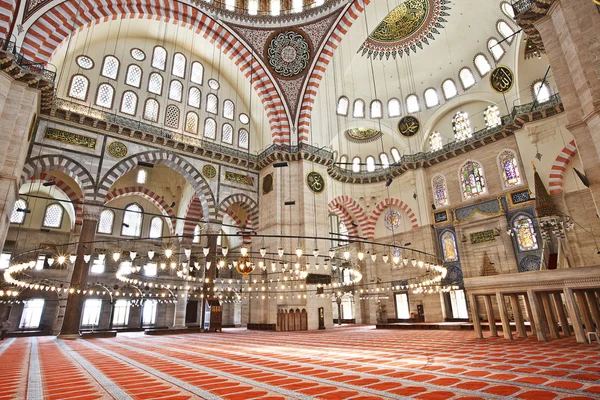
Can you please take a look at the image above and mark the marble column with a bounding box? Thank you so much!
[523,295,538,336]
[541,292,560,339]
[527,290,547,341]
[199,231,218,330]
[469,293,483,339]
[552,292,571,337]
[585,291,600,333]
[510,294,527,338]
[496,292,513,340]
[575,291,595,333]
[483,295,498,337]
[59,204,101,338]
[563,288,586,343]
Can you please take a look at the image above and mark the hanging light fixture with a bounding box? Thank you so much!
[130,251,137,261]
[84,255,91,263]
[357,251,364,261]
[371,253,377,262]
[47,258,55,266]
[343,251,351,260]
[164,249,173,258]
[260,248,267,257]
[313,249,319,259]
[382,254,389,263]
[203,247,210,257]
[69,255,77,264]
[222,247,229,257]
[278,248,285,257]
[57,255,66,265]
[112,252,121,262]
[329,249,335,258]
[148,250,155,260]
[206,261,211,270]
[240,247,249,257]
[295,248,303,258]
[184,248,191,259]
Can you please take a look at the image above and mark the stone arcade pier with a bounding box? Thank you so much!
[465,266,600,343]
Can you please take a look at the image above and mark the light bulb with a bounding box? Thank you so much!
[57,256,66,265]
[182,262,188,268]
[382,254,389,263]
[295,248,303,258]
[170,262,177,269]
[260,248,267,257]
[184,248,191,259]
[411,258,417,267]
[165,249,173,258]
[160,263,166,270]
[313,249,319,259]
[241,247,248,257]
[371,253,377,262]
[112,252,120,262]
[357,252,364,261]
[329,249,335,258]
[343,251,350,260]
[47,258,55,266]
[278,248,285,257]
[418,260,424,268]
[148,250,155,260]
[69,255,77,264]
[219,259,225,268]
[130,251,137,261]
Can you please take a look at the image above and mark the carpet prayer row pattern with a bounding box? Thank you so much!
[0,326,599,399]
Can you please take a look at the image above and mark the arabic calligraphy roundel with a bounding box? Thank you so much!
[306,171,325,194]
[267,30,311,78]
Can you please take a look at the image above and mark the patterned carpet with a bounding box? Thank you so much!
[1,325,599,399]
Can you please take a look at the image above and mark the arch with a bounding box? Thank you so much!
[217,194,259,232]
[328,195,368,236]
[105,186,175,235]
[20,155,95,201]
[365,198,419,238]
[182,194,204,238]
[327,202,358,238]
[549,139,578,194]
[24,172,83,225]
[21,0,289,144]
[97,150,216,221]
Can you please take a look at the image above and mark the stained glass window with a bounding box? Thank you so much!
[499,150,522,187]
[441,231,458,262]
[406,94,420,113]
[430,131,443,151]
[206,93,218,114]
[497,21,515,43]
[172,53,186,78]
[122,203,143,237]
[533,81,551,103]
[10,199,27,224]
[164,105,180,129]
[432,174,449,208]
[391,148,401,163]
[168,80,183,102]
[238,128,249,149]
[222,123,233,144]
[101,56,119,79]
[501,2,515,18]
[366,156,375,172]
[68,75,89,100]
[488,39,505,61]
[97,210,114,234]
[148,217,163,238]
[453,112,472,141]
[370,100,383,119]
[459,68,476,89]
[384,209,402,230]
[136,169,147,184]
[338,221,349,245]
[474,54,492,76]
[152,46,167,70]
[95,83,114,108]
[125,64,142,87]
[43,203,63,228]
[339,155,348,169]
[424,88,439,108]
[337,97,349,116]
[484,105,502,129]
[514,216,538,252]
[188,87,201,109]
[388,98,401,117]
[148,72,163,95]
[143,98,159,122]
[352,157,361,173]
[380,153,390,169]
[204,118,216,139]
[460,161,487,200]
[190,62,204,84]
[120,91,138,115]
[223,99,235,120]
[353,99,365,118]
[442,79,458,99]
[131,48,145,61]
[76,55,94,69]
[185,112,199,134]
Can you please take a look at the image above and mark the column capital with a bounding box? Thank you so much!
[81,203,104,220]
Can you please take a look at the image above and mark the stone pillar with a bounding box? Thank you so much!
[173,240,189,329]
[585,291,600,333]
[59,204,101,338]
[469,294,483,339]
[523,294,538,335]
[510,294,527,338]
[199,232,218,330]
[552,292,571,336]
[541,292,560,339]
[483,295,498,337]
[496,293,513,340]
[575,291,595,333]
[51,294,69,334]
[527,290,547,341]
[563,288,586,343]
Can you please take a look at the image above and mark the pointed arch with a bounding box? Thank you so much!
[105,186,175,235]
[327,202,358,238]
[365,198,419,239]
[21,0,289,144]
[97,151,216,222]
[217,194,259,231]
[24,172,83,225]
[328,195,368,236]
[549,139,578,194]
[182,194,204,238]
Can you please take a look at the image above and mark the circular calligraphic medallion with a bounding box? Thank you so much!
[107,141,128,158]
[202,164,217,179]
[263,174,273,195]
[398,116,421,137]
[490,66,514,94]
[267,30,311,78]
[306,171,325,194]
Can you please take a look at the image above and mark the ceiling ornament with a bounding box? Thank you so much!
[344,128,383,143]
[107,141,128,158]
[267,30,312,78]
[398,116,421,137]
[358,0,451,60]
[490,66,514,94]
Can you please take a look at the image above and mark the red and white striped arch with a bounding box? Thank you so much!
[549,139,578,194]
[21,0,290,144]
[0,0,16,39]
[27,172,84,225]
[182,194,203,239]
[298,0,370,143]
[327,202,358,238]
[364,198,419,239]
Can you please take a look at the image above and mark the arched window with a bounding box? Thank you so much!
[390,148,401,163]
[172,53,186,78]
[441,231,458,262]
[271,0,281,16]
[533,81,551,103]
[193,225,201,243]
[101,55,119,79]
[501,2,515,18]
[238,128,249,149]
[206,93,218,114]
[497,21,516,43]
[184,112,199,134]
[152,46,167,70]
[95,83,114,108]
[292,0,302,13]
[453,112,472,141]
[248,0,258,15]
[388,98,401,117]
[380,153,390,169]
[339,155,348,169]
[352,157,361,173]
[223,99,235,120]
[190,62,204,84]
[97,210,114,234]
[337,96,349,116]
[68,74,89,100]
[432,174,449,208]
[43,203,64,228]
[424,88,440,108]
[10,199,27,224]
[459,68,476,89]
[442,79,458,99]
[147,72,163,95]
[188,87,201,108]
[353,99,365,118]
[125,64,142,88]
[514,216,538,252]
[148,217,163,239]
[143,98,160,122]
[488,39,505,61]
[499,150,522,188]
[366,156,376,172]
[339,221,349,245]
[484,105,502,128]
[168,80,183,102]
[430,131,443,151]
[370,100,383,119]
[222,123,233,144]
[122,203,143,237]
[406,94,420,113]
[136,169,147,184]
[474,54,492,76]
[460,161,487,200]
[204,118,216,139]
[164,105,180,129]
[120,91,138,115]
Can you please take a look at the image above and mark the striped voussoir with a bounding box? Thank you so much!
[364,198,419,239]
[224,209,253,244]
[97,150,216,222]
[328,195,368,236]
[21,0,289,144]
[182,194,204,238]
[20,154,96,201]
[327,201,358,237]
[106,186,175,234]
[28,172,84,225]
[549,139,577,195]
[297,0,370,143]
[218,193,259,232]
[0,0,15,39]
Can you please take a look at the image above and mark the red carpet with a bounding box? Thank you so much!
[1,326,599,399]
